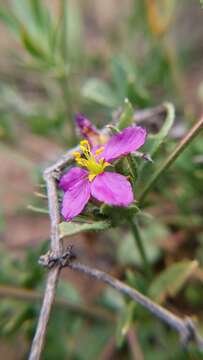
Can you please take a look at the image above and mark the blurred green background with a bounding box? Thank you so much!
[0,0,203,359]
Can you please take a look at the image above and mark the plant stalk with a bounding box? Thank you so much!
[128,218,151,279]
[139,114,203,204]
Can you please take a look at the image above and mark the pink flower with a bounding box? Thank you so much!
[75,113,109,146]
[60,125,147,221]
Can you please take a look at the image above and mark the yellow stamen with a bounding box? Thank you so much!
[88,173,97,182]
[73,140,109,181]
[80,139,89,146]
[95,146,104,155]
[72,151,81,158]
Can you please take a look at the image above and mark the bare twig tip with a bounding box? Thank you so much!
[181,318,203,350]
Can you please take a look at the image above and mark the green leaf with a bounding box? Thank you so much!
[111,55,130,100]
[0,207,5,232]
[137,102,175,189]
[2,305,29,335]
[149,260,198,303]
[0,5,19,33]
[116,302,135,347]
[82,79,118,108]
[27,205,48,214]
[111,55,150,107]
[21,28,48,59]
[11,0,42,36]
[100,204,140,226]
[117,220,166,266]
[139,102,175,164]
[127,81,150,107]
[10,0,54,58]
[29,0,49,29]
[57,280,82,305]
[149,102,175,157]
[61,0,82,63]
[100,287,125,310]
[118,98,134,130]
[59,220,111,237]
[76,323,113,360]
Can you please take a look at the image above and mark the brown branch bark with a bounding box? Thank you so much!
[139,113,203,203]
[29,145,80,359]
[29,146,81,359]
[37,246,203,350]
[133,104,167,123]
[64,261,203,350]
[29,169,67,360]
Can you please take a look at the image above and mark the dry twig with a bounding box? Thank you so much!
[40,248,203,350]
[29,174,63,359]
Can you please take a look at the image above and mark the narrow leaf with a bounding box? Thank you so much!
[21,28,47,59]
[116,302,135,347]
[149,260,198,303]
[118,98,134,130]
[59,220,111,237]
[137,102,175,194]
[30,0,48,29]
[82,79,118,108]
[0,6,19,33]
[61,0,82,62]
[149,102,175,157]
[27,205,48,214]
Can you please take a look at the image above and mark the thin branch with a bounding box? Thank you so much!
[112,103,166,126]
[62,260,203,350]
[139,114,203,203]
[39,248,203,349]
[29,267,60,360]
[29,172,63,360]
[44,148,75,175]
[0,285,114,322]
[29,144,80,360]
[134,104,167,123]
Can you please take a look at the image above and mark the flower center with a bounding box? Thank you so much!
[73,140,110,181]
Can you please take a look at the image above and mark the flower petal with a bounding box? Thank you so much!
[59,167,88,192]
[76,113,109,146]
[90,172,133,206]
[100,126,147,162]
[61,178,91,221]
[75,113,100,146]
